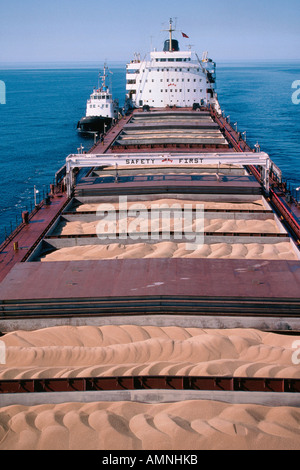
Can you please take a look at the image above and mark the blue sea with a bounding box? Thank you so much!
[0,61,300,243]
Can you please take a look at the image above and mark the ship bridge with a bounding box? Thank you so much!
[126,18,218,110]
[150,50,192,61]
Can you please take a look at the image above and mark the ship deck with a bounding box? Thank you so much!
[0,192,68,284]
[1,107,300,332]
[1,258,300,322]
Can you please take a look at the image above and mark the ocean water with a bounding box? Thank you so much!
[0,61,299,243]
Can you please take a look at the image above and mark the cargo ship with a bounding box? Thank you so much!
[0,19,300,448]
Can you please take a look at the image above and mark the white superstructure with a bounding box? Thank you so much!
[126,19,221,112]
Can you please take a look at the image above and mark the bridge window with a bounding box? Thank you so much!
[127,69,140,74]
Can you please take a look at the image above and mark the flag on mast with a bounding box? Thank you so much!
[182,32,189,38]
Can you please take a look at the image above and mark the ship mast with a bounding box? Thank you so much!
[98,63,112,92]
[169,18,175,52]
[101,64,107,90]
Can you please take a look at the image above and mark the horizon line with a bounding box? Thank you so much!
[0,58,300,70]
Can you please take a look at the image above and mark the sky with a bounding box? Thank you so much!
[0,0,300,64]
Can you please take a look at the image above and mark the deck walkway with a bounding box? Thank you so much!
[1,258,300,332]
[0,192,69,283]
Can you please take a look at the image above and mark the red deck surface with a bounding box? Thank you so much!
[90,114,134,154]
[0,194,68,283]
[1,258,300,302]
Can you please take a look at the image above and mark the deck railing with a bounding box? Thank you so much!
[209,106,300,245]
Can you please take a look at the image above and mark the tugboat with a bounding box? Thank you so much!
[77,64,120,135]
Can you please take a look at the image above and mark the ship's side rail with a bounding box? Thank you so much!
[20,196,72,263]
[0,191,60,255]
[269,191,300,242]
[55,164,67,187]
[210,107,300,245]
[0,200,45,254]
[0,186,67,254]
[0,193,71,283]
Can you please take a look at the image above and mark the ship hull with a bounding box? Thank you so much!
[77,115,113,135]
